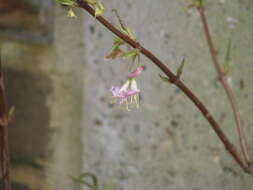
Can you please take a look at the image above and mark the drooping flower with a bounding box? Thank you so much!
[110,79,140,110]
[110,66,144,110]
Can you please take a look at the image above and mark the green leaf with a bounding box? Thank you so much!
[119,26,135,40]
[86,0,98,6]
[111,42,122,53]
[112,9,127,31]
[70,175,90,186]
[176,58,185,78]
[111,9,136,40]
[70,173,99,190]
[111,44,120,52]
[7,106,15,122]
[119,26,129,36]
[106,48,124,59]
[95,2,105,17]
[126,27,136,40]
[55,0,75,6]
[122,48,140,58]
[67,8,76,17]
[8,106,15,117]
[111,37,124,51]
[223,39,232,75]
[114,37,124,44]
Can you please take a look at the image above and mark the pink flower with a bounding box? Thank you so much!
[128,65,145,78]
[110,65,145,110]
[110,79,140,110]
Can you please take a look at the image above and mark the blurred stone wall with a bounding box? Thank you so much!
[0,2,84,190]
[0,0,253,190]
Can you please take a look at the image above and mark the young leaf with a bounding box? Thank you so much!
[106,48,124,59]
[223,39,232,75]
[111,37,124,51]
[119,26,136,40]
[70,175,92,187]
[8,106,15,117]
[7,106,15,122]
[86,0,98,6]
[106,37,125,59]
[112,9,127,31]
[95,2,105,17]
[122,48,140,58]
[67,8,76,17]
[55,0,75,6]
[126,27,136,40]
[119,26,128,35]
[112,9,136,40]
[70,173,99,190]
[111,43,120,52]
[176,58,185,78]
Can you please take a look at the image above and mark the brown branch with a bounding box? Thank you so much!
[75,1,252,174]
[0,53,12,190]
[197,5,251,166]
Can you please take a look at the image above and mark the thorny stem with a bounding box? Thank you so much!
[0,54,12,190]
[197,5,251,167]
[76,0,253,174]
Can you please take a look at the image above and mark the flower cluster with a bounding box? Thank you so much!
[105,12,144,110]
[110,66,144,110]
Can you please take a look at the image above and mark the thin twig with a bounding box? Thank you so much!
[0,53,12,190]
[197,5,251,166]
[76,1,253,174]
